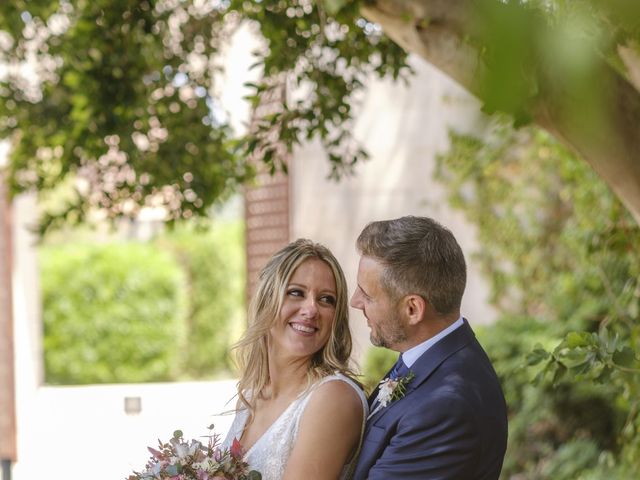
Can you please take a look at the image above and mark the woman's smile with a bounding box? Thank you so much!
[289,321,318,335]
[270,258,337,358]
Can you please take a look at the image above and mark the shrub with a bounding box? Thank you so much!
[437,121,640,478]
[40,242,186,384]
[362,346,398,392]
[476,318,621,478]
[157,220,245,378]
[40,219,246,384]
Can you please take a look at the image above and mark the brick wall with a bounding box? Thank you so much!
[243,79,291,301]
[244,169,290,301]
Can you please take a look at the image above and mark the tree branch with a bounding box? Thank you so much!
[362,0,640,224]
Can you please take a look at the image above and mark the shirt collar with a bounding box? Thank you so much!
[401,317,465,368]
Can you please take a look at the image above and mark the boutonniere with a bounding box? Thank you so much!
[368,371,415,419]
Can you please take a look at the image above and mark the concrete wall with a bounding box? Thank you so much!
[11,194,44,480]
[12,380,237,480]
[289,56,497,361]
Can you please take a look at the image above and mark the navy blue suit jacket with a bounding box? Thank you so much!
[353,319,508,480]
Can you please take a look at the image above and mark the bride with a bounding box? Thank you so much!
[223,239,368,479]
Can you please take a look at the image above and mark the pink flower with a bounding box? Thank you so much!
[230,439,243,459]
[148,447,164,460]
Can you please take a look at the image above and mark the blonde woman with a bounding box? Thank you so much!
[222,239,368,480]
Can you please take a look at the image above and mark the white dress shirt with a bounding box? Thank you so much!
[401,317,465,368]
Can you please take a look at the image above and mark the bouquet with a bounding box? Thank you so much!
[127,425,261,480]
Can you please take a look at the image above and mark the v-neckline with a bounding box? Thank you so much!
[240,393,303,456]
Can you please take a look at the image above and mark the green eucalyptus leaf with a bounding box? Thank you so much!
[613,347,637,368]
[565,331,594,348]
[527,345,551,365]
[165,464,179,476]
[557,347,593,368]
[247,471,262,480]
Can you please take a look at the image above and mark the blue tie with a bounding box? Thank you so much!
[389,355,409,379]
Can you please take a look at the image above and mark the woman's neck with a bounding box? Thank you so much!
[265,354,310,399]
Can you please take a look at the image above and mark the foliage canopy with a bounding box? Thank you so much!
[0,0,408,233]
[3,0,640,227]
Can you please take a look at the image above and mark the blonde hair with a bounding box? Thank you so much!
[233,239,356,417]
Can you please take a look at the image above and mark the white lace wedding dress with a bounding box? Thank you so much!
[222,373,368,480]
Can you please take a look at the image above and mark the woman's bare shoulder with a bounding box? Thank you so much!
[306,375,365,419]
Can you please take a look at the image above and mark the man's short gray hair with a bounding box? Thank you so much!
[356,216,466,315]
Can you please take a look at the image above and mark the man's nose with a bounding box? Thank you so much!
[350,290,362,309]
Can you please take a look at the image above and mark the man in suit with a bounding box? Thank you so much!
[351,216,508,480]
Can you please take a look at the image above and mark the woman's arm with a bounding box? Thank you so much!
[283,379,364,480]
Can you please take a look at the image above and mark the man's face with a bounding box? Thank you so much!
[350,256,408,350]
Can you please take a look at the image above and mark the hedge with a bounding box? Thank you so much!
[40,220,245,384]
[40,242,186,384]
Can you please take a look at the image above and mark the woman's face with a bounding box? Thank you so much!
[269,258,338,362]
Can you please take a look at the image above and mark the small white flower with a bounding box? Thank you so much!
[195,457,218,472]
[174,442,190,459]
[173,439,199,459]
[189,440,201,456]
[368,371,415,419]
[377,379,399,408]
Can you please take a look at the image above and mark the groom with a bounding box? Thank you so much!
[351,216,508,479]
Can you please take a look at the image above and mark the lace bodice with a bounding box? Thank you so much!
[222,373,368,480]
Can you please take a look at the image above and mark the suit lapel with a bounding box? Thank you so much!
[406,319,475,392]
[366,319,475,423]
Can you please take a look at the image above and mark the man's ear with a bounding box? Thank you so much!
[402,294,427,326]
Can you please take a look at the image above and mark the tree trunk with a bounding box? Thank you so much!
[362,0,640,224]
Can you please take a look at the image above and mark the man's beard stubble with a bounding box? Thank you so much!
[370,319,408,349]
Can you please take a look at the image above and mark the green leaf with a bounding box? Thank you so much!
[526,345,550,365]
[551,362,568,385]
[166,464,179,476]
[613,347,637,368]
[248,471,262,480]
[565,331,594,348]
[587,360,605,380]
[556,347,592,368]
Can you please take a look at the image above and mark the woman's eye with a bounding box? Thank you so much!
[320,295,336,306]
[287,288,303,297]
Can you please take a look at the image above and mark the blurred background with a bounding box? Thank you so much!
[1,1,639,479]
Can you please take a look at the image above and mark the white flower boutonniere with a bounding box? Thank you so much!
[368,371,415,419]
